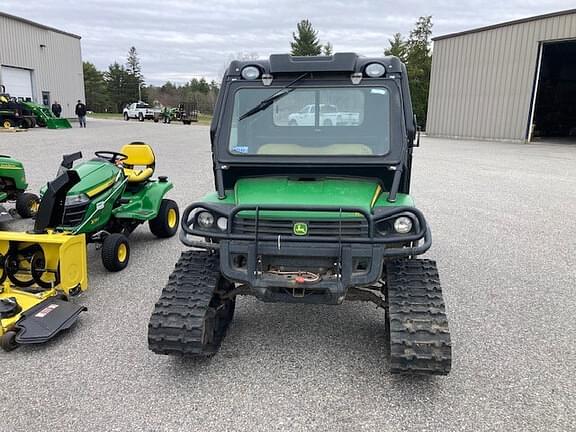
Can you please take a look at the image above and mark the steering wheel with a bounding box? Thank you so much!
[94,151,128,164]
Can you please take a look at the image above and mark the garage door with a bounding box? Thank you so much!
[1,66,33,99]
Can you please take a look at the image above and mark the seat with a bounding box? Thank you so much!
[120,142,156,183]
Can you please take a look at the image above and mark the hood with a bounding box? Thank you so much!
[66,159,121,196]
[234,177,381,216]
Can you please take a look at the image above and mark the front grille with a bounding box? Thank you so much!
[232,218,369,237]
[62,202,89,226]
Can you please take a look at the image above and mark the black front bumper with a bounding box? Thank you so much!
[180,203,432,304]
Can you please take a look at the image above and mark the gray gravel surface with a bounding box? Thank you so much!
[0,119,575,432]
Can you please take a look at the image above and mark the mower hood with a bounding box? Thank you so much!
[63,160,121,197]
[233,177,382,212]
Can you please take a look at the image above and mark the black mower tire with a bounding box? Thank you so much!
[15,192,40,218]
[138,112,144,122]
[149,199,179,238]
[101,233,130,272]
[1,330,18,352]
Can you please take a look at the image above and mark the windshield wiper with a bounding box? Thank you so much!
[238,73,309,121]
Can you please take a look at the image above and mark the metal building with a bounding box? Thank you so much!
[0,12,84,118]
[427,9,576,142]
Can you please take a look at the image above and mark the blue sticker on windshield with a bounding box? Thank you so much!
[233,146,249,153]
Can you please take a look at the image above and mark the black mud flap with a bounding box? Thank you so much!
[14,298,86,345]
[0,205,13,223]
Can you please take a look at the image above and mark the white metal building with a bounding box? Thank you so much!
[0,12,84,118]
[427,9,576,142]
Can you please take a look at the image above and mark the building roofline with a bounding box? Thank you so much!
[433,8,576,41]
[0,11,81,39]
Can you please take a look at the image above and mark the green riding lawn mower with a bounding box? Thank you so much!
[1,141,179,351]
[0,155,40,222]
[148,53,452,375]
[41,141,180,271]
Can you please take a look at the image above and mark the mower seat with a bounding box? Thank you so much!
[120,142,156,183]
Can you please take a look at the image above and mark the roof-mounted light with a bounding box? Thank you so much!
[365,62,386,78]
[241,66,260,80]
[350,72,363,85]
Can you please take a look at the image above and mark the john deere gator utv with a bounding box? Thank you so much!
[148,53,452,375]
[0,155,39,222]
[40,142,179,271]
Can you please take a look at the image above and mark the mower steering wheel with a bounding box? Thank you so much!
[94,151,128,164]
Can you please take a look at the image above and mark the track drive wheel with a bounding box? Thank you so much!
[15,192,40,218]
[101,233,130,272]
[148,250,236,356]
[385,259,452,375]
[1,330,18,352]
[149,199,179,238]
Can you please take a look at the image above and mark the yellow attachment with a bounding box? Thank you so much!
[0,231,88,294]
[167,208,177,228]
[256,143,374,155]
[0,286,57,336]
[120,142,156,183]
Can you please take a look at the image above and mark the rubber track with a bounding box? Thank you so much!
[148,250,222,356]
[386,259,452,375]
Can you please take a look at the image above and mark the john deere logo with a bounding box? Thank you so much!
[293,222,308,236]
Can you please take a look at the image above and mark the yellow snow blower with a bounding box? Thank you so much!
[0,170,88,351]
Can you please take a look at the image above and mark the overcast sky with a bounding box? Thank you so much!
[2,0,574,84]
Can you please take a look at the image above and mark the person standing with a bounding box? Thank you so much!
[51,101,62,118]
[75,99,87,128]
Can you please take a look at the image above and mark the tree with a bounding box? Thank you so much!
[290,20,322,56]
[125,46,145,102]
[384,16,433,128]
[83,62,110,112]
[322,42,333,56]
[384,33,407,62]
[105,62,129,112]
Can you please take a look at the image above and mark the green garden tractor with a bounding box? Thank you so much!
[38,142,180,271]
[20,101,72,129]
[148,53,452,375]
[0,155,39,222]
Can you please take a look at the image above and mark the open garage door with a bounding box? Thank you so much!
[530,40,576,143]
[0,66,33,100]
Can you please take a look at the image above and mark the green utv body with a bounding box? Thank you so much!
[0,155,39,222]
[39,143,179,271]
[148,53,452,375]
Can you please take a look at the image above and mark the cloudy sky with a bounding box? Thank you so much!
[2,0,574,84]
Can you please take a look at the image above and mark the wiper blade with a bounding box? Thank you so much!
[239,73,309,121]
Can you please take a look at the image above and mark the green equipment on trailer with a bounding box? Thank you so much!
[38,142,179,271]
[147,53,452,375]
[0,155,39,222]
[20,101,72,129]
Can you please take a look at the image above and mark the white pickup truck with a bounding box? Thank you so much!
[288,104,360,126]
[123,102,160,121]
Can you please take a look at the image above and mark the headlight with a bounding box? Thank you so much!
[216,217,228,231]
[197,211,215,228]
[393,216,413,234]
[241,66,260,80]
[365,62,386,78]
[65,193,89,206]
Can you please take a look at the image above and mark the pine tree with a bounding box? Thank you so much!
[384,33,407,61]
[83,62,110,112]
[322,42,333,56]
[290,20,322,56]
[125,46,145,102]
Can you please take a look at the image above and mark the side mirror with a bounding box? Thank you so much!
[410,114,421,147]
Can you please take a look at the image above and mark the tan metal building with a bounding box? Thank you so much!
[426,9,576,142]
[0,12,84,118]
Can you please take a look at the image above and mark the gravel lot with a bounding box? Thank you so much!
[1,119,575,432]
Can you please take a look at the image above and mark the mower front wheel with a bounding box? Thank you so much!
[16,192,40,218]
[102,233,130,272]
[1,330,18,352]
[149,199,179,238]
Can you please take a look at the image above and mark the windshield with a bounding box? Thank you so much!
[228,86,391,156]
